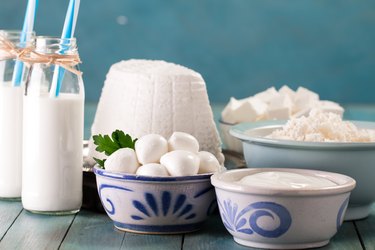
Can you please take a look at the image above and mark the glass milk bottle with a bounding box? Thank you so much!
[0,30,34,199]
[22,37,84,214]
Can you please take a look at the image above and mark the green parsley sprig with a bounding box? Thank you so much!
[93,130,137,168]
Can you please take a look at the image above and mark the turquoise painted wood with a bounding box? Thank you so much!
[0,201,22,240]
[121,233,182,250]
[354,205,375,250]
[320,223,362,250]
[60,210,125,250]
[1,201,372,249]
[0,209,75,249]
[183,215,254,250]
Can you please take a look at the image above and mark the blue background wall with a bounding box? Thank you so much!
[1,0,375,104]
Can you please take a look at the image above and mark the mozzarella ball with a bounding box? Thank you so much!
[104,148,139,173]
[136,163,169,177]
[168,132,199,153]
[197,151,221,174]
[160,150,200,176]
[135,134,168,164]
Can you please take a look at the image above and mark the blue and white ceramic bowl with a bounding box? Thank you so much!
[211,168,356,249]
[93,166,216,234]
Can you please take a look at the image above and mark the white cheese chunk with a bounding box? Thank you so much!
[136,163,169,177]
[253,87,278,103]
[104,148,140,173]
[160,150,200,176]
[197,151,221,174]
[267,94,293,120]
[135,134,168,164]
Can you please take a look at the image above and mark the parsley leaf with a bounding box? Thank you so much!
[93,130,137,168]
[93,158,106,169]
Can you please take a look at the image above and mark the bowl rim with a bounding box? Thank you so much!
[230,120,375,149]
[211,168,356,196]
[219,118,283,127]
[93,165,212,182]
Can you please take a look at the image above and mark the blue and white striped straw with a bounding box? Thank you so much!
[50,0,80,97]
[12,0,38,87]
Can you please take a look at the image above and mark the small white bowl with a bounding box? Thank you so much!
[211,168,356,249]
[219,119,282,153]
[93,166,216,234]
[219,119,243,153]
[230,120,375,220]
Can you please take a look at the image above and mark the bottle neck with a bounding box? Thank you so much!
[34,37,78,55]
[0,30,35,48]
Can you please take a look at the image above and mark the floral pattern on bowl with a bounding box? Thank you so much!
[94,166,216,234]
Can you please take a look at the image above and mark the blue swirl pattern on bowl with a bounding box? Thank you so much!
[336,197,349,231]
[218,199,292,238]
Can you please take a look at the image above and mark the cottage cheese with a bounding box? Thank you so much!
[267,109,375,142]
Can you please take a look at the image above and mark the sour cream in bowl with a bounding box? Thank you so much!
[211,168,355,249]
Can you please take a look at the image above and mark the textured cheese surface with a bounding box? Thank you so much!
[268,109,375,142]
[89,59,223,163]
[221,86,344,124]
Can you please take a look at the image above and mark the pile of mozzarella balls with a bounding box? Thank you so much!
[104,132,222,177]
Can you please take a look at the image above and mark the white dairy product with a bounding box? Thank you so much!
[136,163,169,177]
[221,97,268,123]
[221,97,243,124]
[197,151,220,174]
[236,98,268,122]
[135,134,168,164]
[294,87,319,113]
[168,132,200,153]
[266,94,293,120]
[88,59,224,165]
[105,148,139,173]
[278,85,295,99]
[253,87,278,103]
[315,100,344,115]
[221,86,344,123]
[268,109,375,142]
[22,94,83,212]
[239,171,337,189]
[0,85,23,198]
[160,150,200,176]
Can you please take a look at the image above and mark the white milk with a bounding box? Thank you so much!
[0,85,23,198]
[239,171,337,189]
[22,93,83,213]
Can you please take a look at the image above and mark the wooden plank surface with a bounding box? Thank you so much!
[183,215,254,250]
[60,210,125,250]
[121,232,182,250]
[355,204,375,250]
[321,222,363,250]
[0,201,23,241]
[0,210,75,250]
[0,203,372,250]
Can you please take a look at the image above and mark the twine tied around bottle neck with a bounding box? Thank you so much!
[0,36,82,76]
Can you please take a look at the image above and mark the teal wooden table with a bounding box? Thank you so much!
[1,103,375,250]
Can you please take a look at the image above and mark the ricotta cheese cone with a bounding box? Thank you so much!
[89,59,224,164]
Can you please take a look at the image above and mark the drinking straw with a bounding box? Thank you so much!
[12,0,38,87]
[49,0,80,97]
